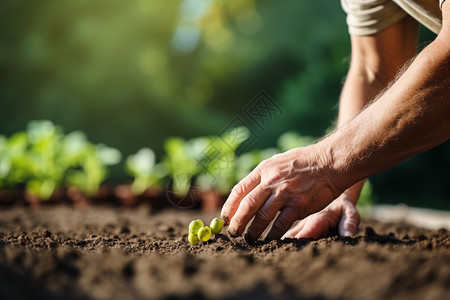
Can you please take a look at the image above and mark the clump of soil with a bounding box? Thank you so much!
[0,205,449,300]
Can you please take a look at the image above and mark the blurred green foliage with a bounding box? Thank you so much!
[0,120,121,199]
[357,180,375,219]
[125,128,307,197]
[0,0,348,156]
[161,127,250,196]
[0,0,448,208]
[126,147,167,195]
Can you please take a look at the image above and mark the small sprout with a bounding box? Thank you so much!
[189,219,204,235]
[197,226,211,242]
[210,218,224,235]
[188,232,199,245]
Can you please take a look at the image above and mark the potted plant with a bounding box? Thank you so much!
[121,147,167,208]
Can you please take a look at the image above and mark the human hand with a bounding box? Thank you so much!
[282,193,360,239]
[220,145,344,243]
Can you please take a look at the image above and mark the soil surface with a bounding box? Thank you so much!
[0,205,449,300]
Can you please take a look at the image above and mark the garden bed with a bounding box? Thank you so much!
[0,205,449,300]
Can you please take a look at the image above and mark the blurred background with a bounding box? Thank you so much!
[0,0,448,209]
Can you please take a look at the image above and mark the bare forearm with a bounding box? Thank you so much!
[336,56,384,203]
[335,44,390,202]
[337,59,385,127]
[320,36,450,193]
[336,74,374,204]
[334,17,420,203]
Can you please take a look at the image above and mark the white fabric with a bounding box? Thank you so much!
[341,0,443,35]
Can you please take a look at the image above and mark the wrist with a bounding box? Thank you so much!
[317,117,376,192]
[310,142,345,199]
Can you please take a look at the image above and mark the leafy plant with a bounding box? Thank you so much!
[156,127,252,196]
[3,131,30,188]
[65,143,121,196]
[62,130,122,196]
[125,147,167,195]
[0,120,122,200]
[155,129,317,197]
[162,136,207,197]
[194,127,250,194]
[24,120,66,199]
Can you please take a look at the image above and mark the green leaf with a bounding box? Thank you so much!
[221,126,250,151]
[96,144,122,166]
[126,147,155,177]
[26,179,56,200]
[163,137,199,178]
[26,120,60,144]
[172,172,191,197]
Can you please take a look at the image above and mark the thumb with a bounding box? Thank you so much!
[338,201,360,237]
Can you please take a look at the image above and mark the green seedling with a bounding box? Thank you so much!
[126,147,168,195]
[210,218,224,235]
[188,232,199,245]
[189,219,204,235]
[197,226,211,242]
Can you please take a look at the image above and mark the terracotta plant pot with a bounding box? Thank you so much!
[201,189,227,213]
[66,187,89,210]
[114,184,138,207]
[140,186,168,211]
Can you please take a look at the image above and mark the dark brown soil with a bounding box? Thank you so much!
[0,205,449,300]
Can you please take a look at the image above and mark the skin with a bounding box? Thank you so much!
[221,2,450,243]
[284,16,420,239]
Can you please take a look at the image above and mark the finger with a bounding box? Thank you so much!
[227,184,271,237]
[265,206,299,241]
[282,219,306,239]
[338,202,360,237]
[244,193,283,243]
[294,216,330,239]
[220,170,261,225]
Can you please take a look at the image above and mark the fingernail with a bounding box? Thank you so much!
[228,229,238,238]
[343,230,353,237]
[222,215,229,226]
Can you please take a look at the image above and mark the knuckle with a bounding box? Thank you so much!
[257,159,269,170]
[271,153,282,160]
[258,155,277,170]
[231,183,245,195]
[277,183,291,197]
